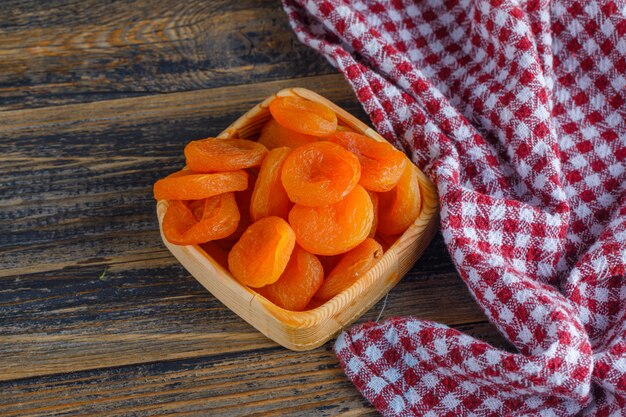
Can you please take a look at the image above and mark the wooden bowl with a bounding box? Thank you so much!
[156,88,439,351]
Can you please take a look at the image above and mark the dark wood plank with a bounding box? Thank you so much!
[0,321,508,417]
[1,155,174,276]
[0,0,336,111]
[0,74,365,159]
[0,346,372,417]
[0,236,506,381]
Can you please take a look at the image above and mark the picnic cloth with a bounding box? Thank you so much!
[282,1,626,415]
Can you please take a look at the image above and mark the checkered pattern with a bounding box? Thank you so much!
[282,0,626,415]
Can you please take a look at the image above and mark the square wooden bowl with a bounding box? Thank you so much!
[156,88,439,351]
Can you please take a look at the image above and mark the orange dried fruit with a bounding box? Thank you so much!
[269,96,337,136]
[378,162,421,235]
[329,131,407,192]
[314,238,383,302]
[185,138,268,172]
[263,245,324,311]
[367,190,379,238]
[228,216,296,288]
[281,142,361,207]
[162,193,240,245]
[289,185,373,256]
[153,170,248,201]
[258,118,318,150]
[250,147,292,221]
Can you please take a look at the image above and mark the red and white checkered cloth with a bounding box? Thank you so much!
[282,1,626,415]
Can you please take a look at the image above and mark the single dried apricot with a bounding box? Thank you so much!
[378,162,421,235]
[314,238,383,302]
[367,190,379,238]
[263,245,324,311]
[289,185,373,256]
[281,142,361,207]
[228,216,296,288]
[185,138,268,172]
[269,96,337,136]
[153,170,248,201]
[162,193,240,245]
[250,147,291,221]
[329,131,406,192]
[258,118,317,150]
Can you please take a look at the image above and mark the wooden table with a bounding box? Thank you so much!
[0,1,508,415]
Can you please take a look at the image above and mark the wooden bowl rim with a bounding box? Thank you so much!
[156,87,439,343]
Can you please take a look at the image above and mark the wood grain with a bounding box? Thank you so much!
[0,74,365,158]
[0,0,335,111]
[0,1,512,415]
[0,321,507,417]
[0,237,509,381]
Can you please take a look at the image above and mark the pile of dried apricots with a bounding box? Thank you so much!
[154,95,421,311]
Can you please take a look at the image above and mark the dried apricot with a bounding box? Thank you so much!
[250,147,291,221]
[329,132,406,192]
[258,118,317,150]
[378,162,421,235]
[269,96,337,136]
[314,238,383,302]
[289,185,373,256]
[162,193,240,245]
[367,190,379,238]
[228,216,296,287]
[185,138,268,172]
[281,142,361,207]
[263,245,324,311]
[153,170,248,201]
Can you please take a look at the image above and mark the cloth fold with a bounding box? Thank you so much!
[282,1,626,415]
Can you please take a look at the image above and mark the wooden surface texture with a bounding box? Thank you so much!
[0,1,510,415]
